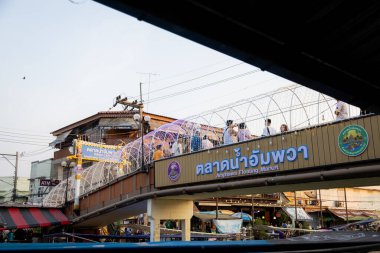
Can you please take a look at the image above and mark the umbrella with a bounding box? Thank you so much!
[231,212,252,221]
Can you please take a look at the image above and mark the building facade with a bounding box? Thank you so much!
[0,176,30,204]
[49,111,177,181]
[284,187,380,228]
[29,158,53,205]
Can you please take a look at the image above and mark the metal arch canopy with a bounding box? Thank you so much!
[43,85,360,207]
[94,0,380,113]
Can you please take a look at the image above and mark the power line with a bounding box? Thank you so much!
[129,62,244,101]
[21,149,53,157]
[166,76,279,116]
[0,129,52,138]
[22,146,53,154]
[146,68,261,104]
[0,133,53,142]
[149,59,237,84]
[0,137,48,145]
[0,138,48,146]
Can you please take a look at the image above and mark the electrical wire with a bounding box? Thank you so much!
[0,129,53,139]
[145,69,261,104]
[0,138,48,146]
[149,59,237,84]
[166,76,279,115]
[21,147,54,157]
[128,62,244,101]
[0,133,53,143]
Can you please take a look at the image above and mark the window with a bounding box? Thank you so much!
[37,187,43,197]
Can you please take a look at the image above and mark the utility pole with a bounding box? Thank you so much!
[344,188,349,224]
[294,191,298,227]
[139,82,144,172]
[13,152,19,202]
[114,83,149,173]
[137,72,159,111]
[319,189,323,228]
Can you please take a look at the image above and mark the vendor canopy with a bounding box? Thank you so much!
[329,209,380,221]
[282,207,313,221]
[0,207,70,230]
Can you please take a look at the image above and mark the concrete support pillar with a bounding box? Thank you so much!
[149,218,161,242]
[147,199,193,242]
[143,213,148,226]
[181,219,191,241]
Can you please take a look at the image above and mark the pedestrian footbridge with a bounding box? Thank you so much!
[44,114,380,239]
[42,86,380,241]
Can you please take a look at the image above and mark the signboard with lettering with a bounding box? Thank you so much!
[40,179,60,187]
[69,140,122,163]
[81,143,122,163]
[155,115,380,188]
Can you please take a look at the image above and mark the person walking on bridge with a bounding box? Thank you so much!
[335,99,348,120]
[262,118,276,136]
[223,120,238,145]
[153,144,164,161]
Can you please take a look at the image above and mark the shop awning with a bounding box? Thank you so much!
[0,207,70,230]
[328,209,380,221]
[49,130,72,147]
[282,207,313,221]
[193,212,239,221]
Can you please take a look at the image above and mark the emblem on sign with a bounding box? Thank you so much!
[168,161,181,182]
[338,125,368,156]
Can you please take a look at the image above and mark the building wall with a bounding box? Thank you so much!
[51,113,177,182]
[322,188,380,210]
[0,177,30,203]
[285,187,380,211]
[29,159,53,205]
[30,159,52,179]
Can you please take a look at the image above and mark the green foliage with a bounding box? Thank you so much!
[252,218,270,240]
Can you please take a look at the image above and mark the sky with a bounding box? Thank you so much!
[0,0,296,178]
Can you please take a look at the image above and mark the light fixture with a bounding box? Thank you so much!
[133,113,140,121]
[143,115,151,122]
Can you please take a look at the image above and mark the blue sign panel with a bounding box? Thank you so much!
[81,144,121,163]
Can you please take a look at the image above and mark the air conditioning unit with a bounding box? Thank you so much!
[335,201,345,207]
[309,200,318,206]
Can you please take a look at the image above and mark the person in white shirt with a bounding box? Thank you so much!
[223,120,238,145]
[335,99,348,120]
[171,139,183,156]
[237,122,252,142]
[202,135,214,149]
[262,118,276,136]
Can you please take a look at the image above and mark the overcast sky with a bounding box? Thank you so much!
[0,0,295,177]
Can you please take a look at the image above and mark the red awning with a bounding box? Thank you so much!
[0,207,70,230]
